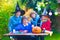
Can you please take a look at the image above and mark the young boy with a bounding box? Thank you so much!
[15,16,32,33]
[15,16,34,40]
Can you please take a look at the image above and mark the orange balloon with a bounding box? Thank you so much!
[32,26,41,34]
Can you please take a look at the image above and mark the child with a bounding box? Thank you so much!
[15,16,32,33]
[30,11,40,26]
[15,16,35,40]
[41,15,51,31]
[30,11,40,40]
[41,15,53,36]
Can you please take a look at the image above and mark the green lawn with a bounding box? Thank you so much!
[45,33,60,40]
[2,33,60,40]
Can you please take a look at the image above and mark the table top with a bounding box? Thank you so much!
[4,33,49,36]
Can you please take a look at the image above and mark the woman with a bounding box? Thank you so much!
[15,16,34,40]
[8,3,25,40]
[8,4,25,33]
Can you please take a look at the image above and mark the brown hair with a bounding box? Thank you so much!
[21,16,28,23]
[41,15,51,23]
[41,15,49,18]
[30,11,37,17]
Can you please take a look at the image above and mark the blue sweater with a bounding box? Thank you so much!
[8,15,22,32]
[15,23,32,33]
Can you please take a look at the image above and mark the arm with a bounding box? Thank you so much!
[12,19,20,26]
[15,24,22,31]
[8,18,13,32]
[12,16,22,26]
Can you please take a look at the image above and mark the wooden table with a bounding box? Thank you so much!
[4,33,49,40]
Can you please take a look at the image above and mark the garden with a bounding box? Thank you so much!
[0,0,60,40]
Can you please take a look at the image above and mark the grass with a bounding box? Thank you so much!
[45,33,60,40]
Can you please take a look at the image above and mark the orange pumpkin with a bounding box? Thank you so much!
[32,26,41,34]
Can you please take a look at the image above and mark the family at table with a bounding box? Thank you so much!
[8,3,52,40]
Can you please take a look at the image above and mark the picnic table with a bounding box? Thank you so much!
[4,33,49,40]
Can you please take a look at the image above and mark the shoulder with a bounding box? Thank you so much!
[44,20,51,25]
[35,14,40,21]
[9,16,14,20]
[37,14,39,17]
[36,14,40,19]
[47,20,51,24]
[28,23,32,26]
[19,16,22,19]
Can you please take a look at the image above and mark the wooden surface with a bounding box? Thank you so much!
[4,33,49,36]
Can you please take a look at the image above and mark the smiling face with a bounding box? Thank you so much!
[23,19,28,25]
[41,16,48,22]
[31,13,36,18]
[22,17,28,25]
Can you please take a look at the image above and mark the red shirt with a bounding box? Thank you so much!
[41,20,51,31]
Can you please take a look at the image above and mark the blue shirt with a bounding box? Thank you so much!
[8,15,22,32]
[30,14,40,26]
[15,23,32,33]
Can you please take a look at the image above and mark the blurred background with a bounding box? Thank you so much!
[0,0,60,40]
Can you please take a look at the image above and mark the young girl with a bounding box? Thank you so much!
[30,11,40,40]
[15,16,35,40]
[41,15,51,31]
[41,15,53,36]
[15,16,32,33]
[30,11,40,26]
[40,15,52,40]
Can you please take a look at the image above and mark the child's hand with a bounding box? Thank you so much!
[23,30,28,33]
[20,30,23,32]
[32,25,34,28]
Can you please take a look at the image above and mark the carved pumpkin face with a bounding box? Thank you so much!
[32,27,41,34]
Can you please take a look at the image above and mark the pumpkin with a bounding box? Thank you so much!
[32,26,41,34]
